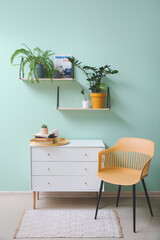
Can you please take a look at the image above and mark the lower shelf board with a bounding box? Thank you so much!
[57,108,110,110]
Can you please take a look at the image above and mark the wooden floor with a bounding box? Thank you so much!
[0,195,160,240]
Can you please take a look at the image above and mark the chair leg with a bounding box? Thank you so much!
[95,180,104,219]
[133,184,136,233]
[116,185,121,207]
[142,179,153,216]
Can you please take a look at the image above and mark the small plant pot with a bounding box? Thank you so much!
[40,127,48,134]
[90,93,106,109]
[37,64,46,78]
[82,100,90,109]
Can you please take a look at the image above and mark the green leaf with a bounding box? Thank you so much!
[99,82,106,90]
[11,48,30,64]
[81,89,84,95]
[111,70,118,74]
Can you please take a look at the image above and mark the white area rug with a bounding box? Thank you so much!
[14,209,123,238]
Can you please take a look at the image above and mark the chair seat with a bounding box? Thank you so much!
[97,167,141,186]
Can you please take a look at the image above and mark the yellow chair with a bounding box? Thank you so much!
[95,138,154,233]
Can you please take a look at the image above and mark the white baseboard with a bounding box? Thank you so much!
[0,191,160,198]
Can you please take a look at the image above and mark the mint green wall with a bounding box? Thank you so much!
[0,0,160,191]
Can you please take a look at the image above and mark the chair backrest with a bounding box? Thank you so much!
[114,138,154,157]
[103,138,154,171]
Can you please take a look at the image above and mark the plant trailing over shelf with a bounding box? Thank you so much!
[11,44,57,83]
[68,57,118,93]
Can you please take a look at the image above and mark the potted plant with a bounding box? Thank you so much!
[40,124,48,134]
[81,89,90,109]
[11,44,57,83]
[68,57,118,108]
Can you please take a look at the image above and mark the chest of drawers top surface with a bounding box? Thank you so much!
[30,140,105,148]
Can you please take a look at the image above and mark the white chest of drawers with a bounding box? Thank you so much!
[30,140,105,208]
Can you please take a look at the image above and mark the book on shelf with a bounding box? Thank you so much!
[53,55,73,79]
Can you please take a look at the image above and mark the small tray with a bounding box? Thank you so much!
[30,138,70,147]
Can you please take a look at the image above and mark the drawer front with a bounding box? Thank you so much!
[31,176,100,191]
[31,147,102,162]
[32,162,98,176]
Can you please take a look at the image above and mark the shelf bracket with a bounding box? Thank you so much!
[107,87,111,109]
[19,57,24,79]
[57,86,59,110]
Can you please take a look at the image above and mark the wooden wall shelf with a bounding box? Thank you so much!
[57,107,110,111]
[56,87,111,111]
[20,78,74,81]
[19,57,75,81]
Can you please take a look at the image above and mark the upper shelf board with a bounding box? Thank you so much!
[20,78,74,81]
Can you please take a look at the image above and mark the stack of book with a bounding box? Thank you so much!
[33,130,58,145]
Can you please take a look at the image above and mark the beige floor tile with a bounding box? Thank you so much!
[0,196,159,240]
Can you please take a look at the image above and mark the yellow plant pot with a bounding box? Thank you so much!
[90,93,106,109]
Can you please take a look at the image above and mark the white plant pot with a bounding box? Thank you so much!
[82,101,90,109]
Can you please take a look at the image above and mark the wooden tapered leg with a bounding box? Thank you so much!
[33,191,36,209]
[37,191,39,200]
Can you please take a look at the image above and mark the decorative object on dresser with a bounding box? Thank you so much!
[30,138,69,147]
[81,89,90,109]
[14,209,122,238]
[68,57,118,108]
[32,129,58,145]
[30,140,105,209]
[11,44,57,83]
[40,124,48,134]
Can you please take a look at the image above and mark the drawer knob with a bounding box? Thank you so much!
[48,182,50,184]
[48,153,50,156]
[48,168,50,171]
[85,168,87,171]
[84,182,87,184]
[85,154,88,157]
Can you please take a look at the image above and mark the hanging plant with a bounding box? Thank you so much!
[11,44,57,83]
